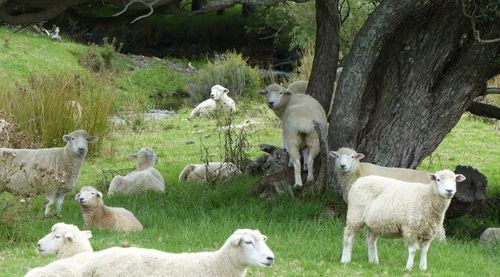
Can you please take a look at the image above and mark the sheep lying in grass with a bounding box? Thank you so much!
[75,186,143,232]
[108,147,165,196]
[330,147,431,202]
[80,229,274,276]
[0,130,97,216]
[37,223,93,259]
[341,170,465,271]
[260,84,327,188]
[189,85,236,118]
[178,162,242,183]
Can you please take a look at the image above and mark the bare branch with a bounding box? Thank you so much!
[462,0,500,44]
[113,0,159,23]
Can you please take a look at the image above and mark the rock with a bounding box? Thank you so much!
[479,228,500,246]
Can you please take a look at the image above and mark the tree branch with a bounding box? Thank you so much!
[467,102,500,119]
[113,0,159,23]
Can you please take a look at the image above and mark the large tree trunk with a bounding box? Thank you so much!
[328,0,500,168]
[307,0,340,112]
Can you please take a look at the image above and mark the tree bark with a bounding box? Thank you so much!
[328,0,500,168]
[307,0,340,112]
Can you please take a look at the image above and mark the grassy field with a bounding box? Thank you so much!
[0,26,499,276]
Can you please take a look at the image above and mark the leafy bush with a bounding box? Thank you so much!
[189,51,261,105]
[0,73,113,154]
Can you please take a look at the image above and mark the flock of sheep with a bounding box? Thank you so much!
[0,81,467,275]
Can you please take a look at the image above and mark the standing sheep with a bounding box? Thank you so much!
[0,130,97,216]
[341,170,465,271]
[178,162,242,183]
[37,223,93,259]
[80,228,274,276]
[189,85,236,118]
[108,147,165,196]
[75,186,143,232]
[260,84,327,188]
[330,147,431,202]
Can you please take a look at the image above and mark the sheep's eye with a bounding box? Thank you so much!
[91,192,95,195]
[437,178,441,182]
[245,241,253,245]
[55,235,61,239]
[350,155,354,158]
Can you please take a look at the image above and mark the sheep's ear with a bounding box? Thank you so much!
[81,230,92,239]
[97,191,103,198]
[87,136,98,143]
[430,174,437,181]
[230,234,243,246]
[63,135,72,142]
[329,151,339,159]
[455,174,466,182]
[355,153,365,160]
[74,192,80,201]
[128,153,138,159]
[283,90,292,95]
[224,88,229,94]
[64,232,75,242]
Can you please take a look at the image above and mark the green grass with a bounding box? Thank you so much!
[1,106,498,276]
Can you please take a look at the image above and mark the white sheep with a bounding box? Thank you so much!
[340,170,465,271]
[329,147,431,202]
[25,252,92,277]
[260,84,327,188]
[0,130,97,216]
[75,186,143,232]
[37,223,93,259]
[108,147,165,196]
[189,85,236,118]
[178,162,242,183]
[286,80,308,94]
[80,228,274,276]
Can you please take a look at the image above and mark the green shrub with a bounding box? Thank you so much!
[189,51,261,105]
[78,44,105,72]
[0,73,113,154]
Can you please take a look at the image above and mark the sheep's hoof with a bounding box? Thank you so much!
[293,183,303,190]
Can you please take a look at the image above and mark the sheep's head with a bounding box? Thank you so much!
[329,147,365,174]
[227,229,274,268]
[128,147,158,170]
[210,85,229,102]
[63,130,97,157]
[37,223,92,256]
[75,186,103,208]
[430,170,465,199]
[259,84,291,110]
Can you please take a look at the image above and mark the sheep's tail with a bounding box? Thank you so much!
[179,165,194,181]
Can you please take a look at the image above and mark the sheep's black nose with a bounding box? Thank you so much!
[78,147,85,153]
[267,256,274,261]
[340,164,347,169]
[446,189,454,193]
[79,198,84,201]
[268,102,274,108]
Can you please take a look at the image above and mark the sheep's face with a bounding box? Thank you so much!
[210,85,229,102]
[37,223,91,256]
[129,147,158,170]
[75,187,103,207]
[329,148,365,173]
[260,84,291,110]
[63,130,98,156]
[230,229,274,268]
[431,170,465,199]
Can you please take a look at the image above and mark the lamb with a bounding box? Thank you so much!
[108,147,165,196]
[260,84,327,188]
[36,223,93,259]
[340,170,465,271]
[189,85,236,118]
[178,162,242,183]
[75,186,143,232]
[0,130,97,216]
[330,147,431,202]
[80,228,274,277]
[286,80,308,94]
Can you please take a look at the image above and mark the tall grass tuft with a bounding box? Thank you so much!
[0,72,113,154]
[290,39,315,83]
[189,51,261,104]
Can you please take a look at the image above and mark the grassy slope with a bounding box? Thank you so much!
[0,27,499,276]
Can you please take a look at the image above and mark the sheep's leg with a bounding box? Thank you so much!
[367,231,379,264]
[55,192,66,218]
[405,242,419,270]
[288,147,303,188]
[44,193,56,216]
[419,239,432,271]
[341,226,357,264]
[301,148,308,171]
[305,135,319,183]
